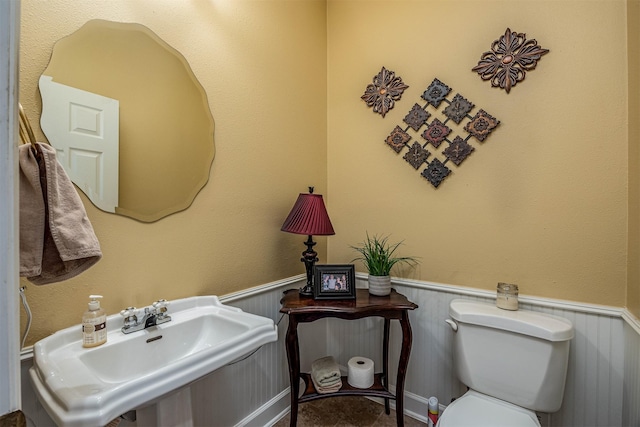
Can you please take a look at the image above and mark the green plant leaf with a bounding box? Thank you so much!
[350,232,418,276]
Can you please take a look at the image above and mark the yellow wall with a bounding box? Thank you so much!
[628,0,640,318]
[327,1,629,306]
[19,0,328,345]
[19,0,636,344]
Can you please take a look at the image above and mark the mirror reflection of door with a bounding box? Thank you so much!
[39,20,215,222]
[40,75,119,213]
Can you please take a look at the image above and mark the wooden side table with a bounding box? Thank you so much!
[280,288,418,427]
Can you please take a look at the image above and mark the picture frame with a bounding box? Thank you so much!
[313,264,356,300]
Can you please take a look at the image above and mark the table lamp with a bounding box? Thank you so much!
[281,187,335,296]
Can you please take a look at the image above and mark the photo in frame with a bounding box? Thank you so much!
[313,264,356,300]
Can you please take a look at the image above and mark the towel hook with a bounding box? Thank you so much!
[18,103,37,148]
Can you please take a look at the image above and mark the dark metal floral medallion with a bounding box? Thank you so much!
[422,78,451,108]
[361,67,409,117]
[421,158,450,188]
[443,94,474,124]
[376,78,500,189]
[404,104,431,131]
[385,126,411,153]
[443,136,474,166]
[421,118,451,148]
[465,109,500,142]
[472,28,549,93]
[403,142,430,170]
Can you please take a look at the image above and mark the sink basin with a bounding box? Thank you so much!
[29,296,277,427]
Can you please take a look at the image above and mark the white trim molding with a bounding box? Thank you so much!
[221,274,304,304]
[383,274,626,317]
[621,308,640,335]
[0,0,21,417]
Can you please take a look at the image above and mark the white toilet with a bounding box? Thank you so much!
[437,299,574,427]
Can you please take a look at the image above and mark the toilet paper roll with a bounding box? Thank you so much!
[347,356,374,389]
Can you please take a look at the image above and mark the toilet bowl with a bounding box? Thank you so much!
[436,390,539,427]
[438,299,574,427]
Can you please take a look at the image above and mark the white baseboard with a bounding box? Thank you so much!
[385,384,442,425]
[237,387,291,427]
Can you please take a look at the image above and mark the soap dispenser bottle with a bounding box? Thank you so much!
[82,295,107,348]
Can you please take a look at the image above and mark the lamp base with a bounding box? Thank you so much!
[299,235,317,297]
[299,284,314,296]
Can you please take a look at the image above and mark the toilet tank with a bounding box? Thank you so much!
[448,299,574,413]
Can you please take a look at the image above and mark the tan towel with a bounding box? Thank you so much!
[311,356,342,386]
[310,355,343,393]
[311,374,342,394]
[19,144,46,277]
[19,143,102,285]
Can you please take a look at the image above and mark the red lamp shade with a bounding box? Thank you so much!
[281,193,335,236]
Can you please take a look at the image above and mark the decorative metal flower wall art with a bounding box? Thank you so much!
[443,94,474,124]
[465,109,500,142]
[422,78,451,107]
[404,104,431,131]
[443,136,474,166]
[361,67,409,117]
[472,28,549,93]
[382,78,500,188]
[422,118,451,148]
[421,159,450,188]
[386,125,411,153]
[404,142,430,170]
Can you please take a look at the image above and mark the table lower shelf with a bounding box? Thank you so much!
[298,373,395,403]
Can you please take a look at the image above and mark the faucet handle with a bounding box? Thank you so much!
[152,299,169,313]
[120,307,137,318]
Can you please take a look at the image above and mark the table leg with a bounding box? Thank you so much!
[285,316,300,427]
[383,318,390,414]
[395,311,413,427]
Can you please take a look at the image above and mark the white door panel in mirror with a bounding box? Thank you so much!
[40,75,119,213]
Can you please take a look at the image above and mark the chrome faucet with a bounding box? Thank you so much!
[120,299,171,334]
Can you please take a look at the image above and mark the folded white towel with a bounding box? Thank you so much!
[310,355,343,393]
[311,356,342,386]
[311,374,342,394]
[19,143,102,285]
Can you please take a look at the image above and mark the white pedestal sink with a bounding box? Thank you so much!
[136,387,195,427]
[29,296,277,427]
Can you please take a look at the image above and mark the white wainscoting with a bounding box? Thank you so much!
[20,276,640,427]
[622,313,640,427]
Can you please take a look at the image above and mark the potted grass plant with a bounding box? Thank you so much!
[351,233,418,296]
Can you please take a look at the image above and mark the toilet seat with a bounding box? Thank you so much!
[436,390,540,427]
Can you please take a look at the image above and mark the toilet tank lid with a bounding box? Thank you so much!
[449,299,574,341]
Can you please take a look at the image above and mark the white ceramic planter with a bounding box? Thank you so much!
[368,275,391,296]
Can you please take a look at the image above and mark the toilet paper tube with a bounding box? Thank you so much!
[347,356,374,389]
